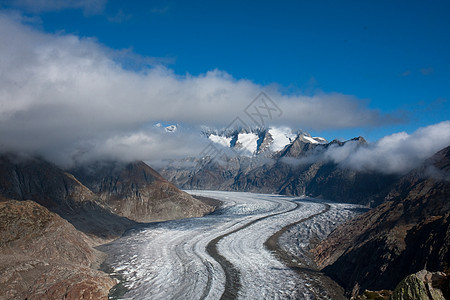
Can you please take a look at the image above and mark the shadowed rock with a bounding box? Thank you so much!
[0,154,135,240]
[312,146,450,297]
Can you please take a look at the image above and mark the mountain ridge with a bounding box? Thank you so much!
[160,132,395,206]
[71,160,214,223]
[312,145,450,297]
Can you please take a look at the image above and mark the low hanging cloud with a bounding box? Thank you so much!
[317,121,450,174]
[279,121,450,174]
[0,13,405,166]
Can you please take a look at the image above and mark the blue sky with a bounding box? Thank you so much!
[0,0,449,164]
[34,0,450,138]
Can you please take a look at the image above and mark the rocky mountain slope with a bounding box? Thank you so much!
[160,132,396,206]
[71,160,214,222]
[0,155,215,235]
[0,199,115,299]
[312,145,450,297]
[0,154,216,298]
[0,154,135,240]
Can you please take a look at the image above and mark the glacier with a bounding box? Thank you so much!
[99,191,363,300]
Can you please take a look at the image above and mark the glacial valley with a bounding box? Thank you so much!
[100,191,363,300]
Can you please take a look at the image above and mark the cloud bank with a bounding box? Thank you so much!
[0,13,415,167]
[294,121,450,174]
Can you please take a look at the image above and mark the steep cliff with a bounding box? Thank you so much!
[312,146,450,297]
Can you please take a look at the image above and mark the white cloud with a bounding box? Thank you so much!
[323,121,450,174]
[0,13,406,166]
[66,130,208,167]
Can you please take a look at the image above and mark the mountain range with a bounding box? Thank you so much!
[0,127,448,299]
[160,128,397,207]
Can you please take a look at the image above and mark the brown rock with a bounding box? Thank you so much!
[71,160,214,222]
[312,145,450,297]
[0,154,136,240]
[389,270,448,300]
[0,200,115,299]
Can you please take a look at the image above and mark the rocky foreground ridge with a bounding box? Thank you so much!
[312,146,450,298]
[0,199,115,299]
[0,155,215,299]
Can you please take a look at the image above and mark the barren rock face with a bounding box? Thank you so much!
[72,160,214,222]
[312,146,450,297]
[0,154,135,240]
[390,270,448,300]
[0,200,115,299]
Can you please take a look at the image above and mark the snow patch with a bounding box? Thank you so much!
[237,133,259,154]
[268,127,297,152]
[313,136,327,143]
[302,135,319,144]
[209,134,232,147]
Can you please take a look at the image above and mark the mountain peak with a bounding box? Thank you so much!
[71,160,213,223]
[205,127,327,156]
[155,123,178,132]
[350,136,367,144]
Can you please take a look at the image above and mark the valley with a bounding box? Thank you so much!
[1,144,448,299]
[1,3,449,299]
[100,191,363,300]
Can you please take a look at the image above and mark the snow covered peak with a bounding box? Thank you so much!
[297,132,328,144]
[154,123,178,133]
[267,127,297,152]
[235,132,259,154]
[165,125,177,133]
[205,126,326,155]
[208,131,259,155]
[208,134,232,148]
[312,136,327,143]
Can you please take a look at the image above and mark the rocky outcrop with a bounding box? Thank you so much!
[355,270,449,300]
[0,155,96,209]
[390,270,449,300]
[355,290,392,300]
[312,146,450,297]
[0,199,115,299]
[71,160,214,222]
